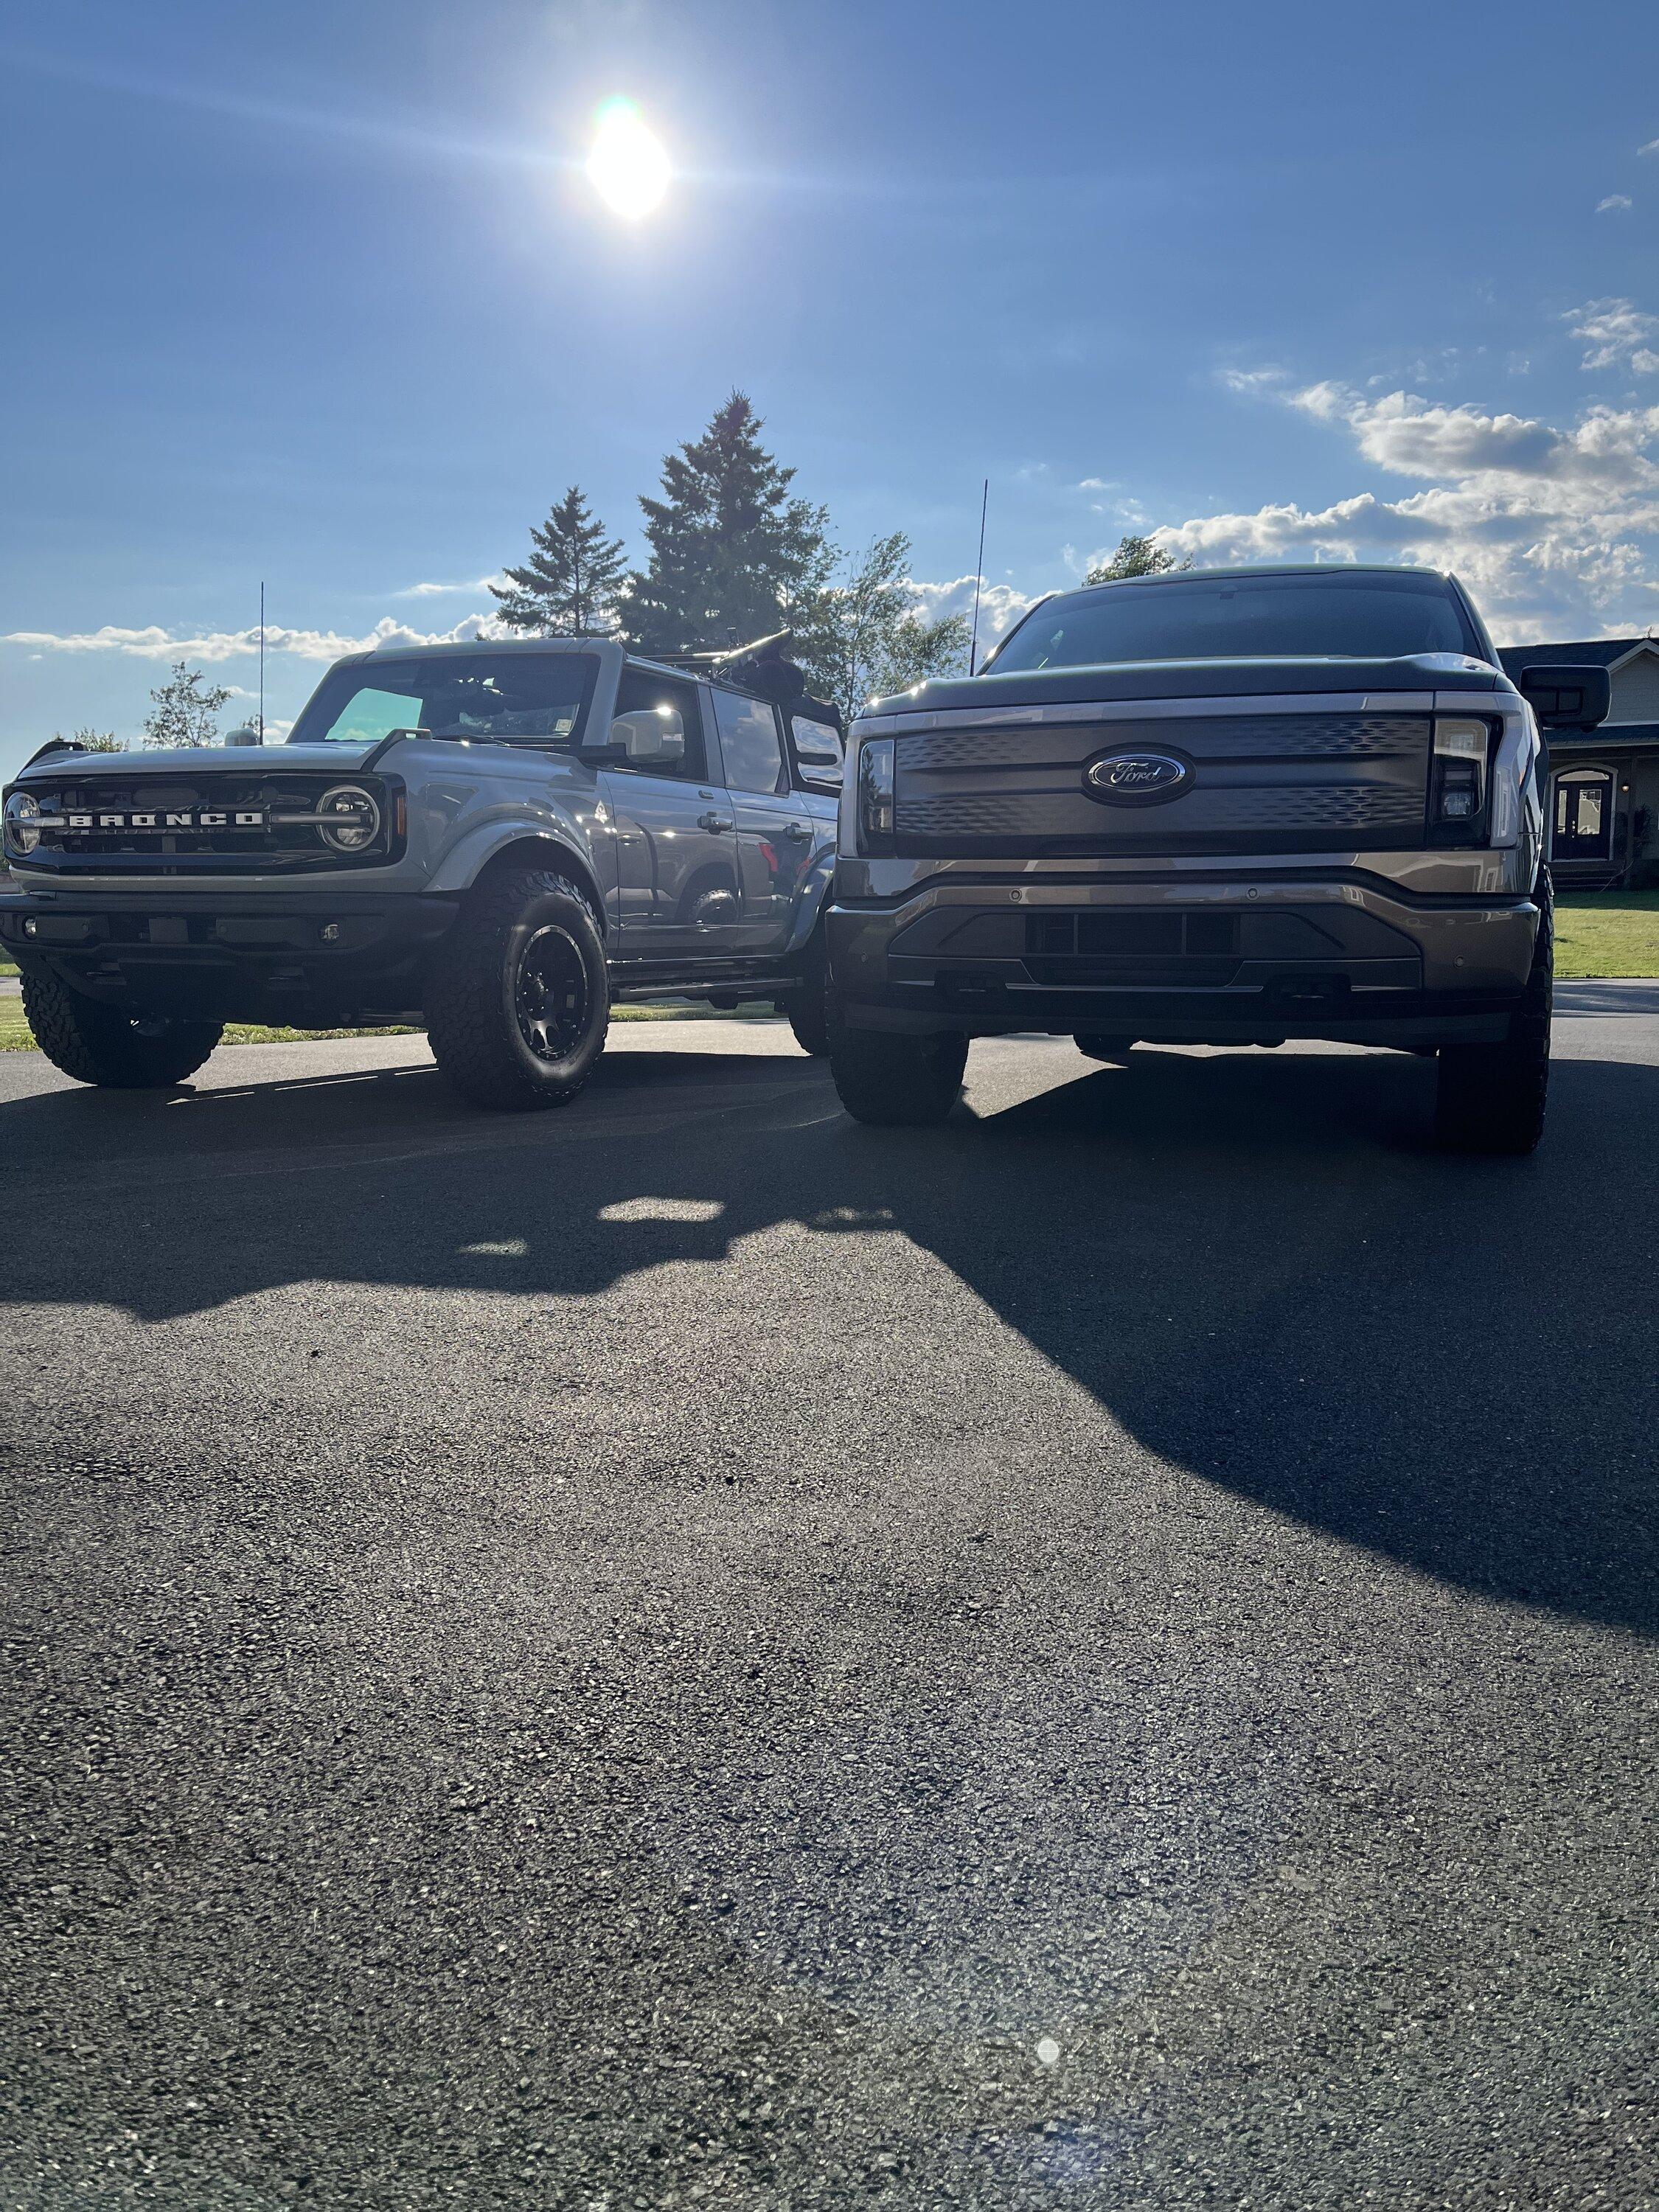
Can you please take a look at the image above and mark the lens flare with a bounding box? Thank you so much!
[587,97,669,218]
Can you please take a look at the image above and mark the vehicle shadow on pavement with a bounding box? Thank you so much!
[3,1042,1655,1637]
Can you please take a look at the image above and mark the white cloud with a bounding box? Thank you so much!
[1,613,504,661]
[909,572,1036,643]
[393,574,504,598]
[1217,367,1287,397]
[1155,371,1659,641]
[1565,297,1658,371]
[1640,139,1659,156]
[1596,195,1633,213]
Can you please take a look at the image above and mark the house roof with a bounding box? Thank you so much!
[1551,720,1659,751]
[1495,638,1656,677]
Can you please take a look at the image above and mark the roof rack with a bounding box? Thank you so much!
[650,630,844,732]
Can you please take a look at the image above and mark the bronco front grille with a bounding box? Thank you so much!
[14,771,399,875]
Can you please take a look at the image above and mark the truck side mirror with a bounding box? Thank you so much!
[605,707,686,765]
[1517,664,1611,732]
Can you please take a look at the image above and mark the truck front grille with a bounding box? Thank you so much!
[1023,910,1242,986]
[17,771,396,875]
[891,712,1433,858]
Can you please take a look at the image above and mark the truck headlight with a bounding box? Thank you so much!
[3,790,41,855]
[857,738,896,849]
[1430,718,1492,834]
[317,785,380,853]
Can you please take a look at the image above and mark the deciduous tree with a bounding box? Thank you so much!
[141,661,230,750]
[796,533,969,726]
[1085,533,1189,583]
[54,728,125,753]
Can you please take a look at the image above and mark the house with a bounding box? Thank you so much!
[1496,636,1659,889]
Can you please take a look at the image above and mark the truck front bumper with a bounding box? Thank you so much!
[0,888,459,1024]
[826,874,1541,1048]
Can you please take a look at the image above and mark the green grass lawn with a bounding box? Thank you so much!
[0,994,782,1052]
[1554,892,1659,979]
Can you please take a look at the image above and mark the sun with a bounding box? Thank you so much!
[587,98,669,220]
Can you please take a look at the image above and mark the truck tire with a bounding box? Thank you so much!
[1074,1032,1136,1063]
[425,868,608,1111]
[21,964,223,1089]
[787,925,831,1057]
[829,1023,968,1127]
[1433,870,1552,1155]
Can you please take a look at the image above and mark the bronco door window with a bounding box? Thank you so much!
[611,669,708,781]
[712,689,787,796]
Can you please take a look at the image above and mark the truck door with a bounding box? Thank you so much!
[710,687,815,955]
[599,669,741,961]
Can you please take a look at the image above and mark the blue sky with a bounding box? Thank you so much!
[2,0,1657,775]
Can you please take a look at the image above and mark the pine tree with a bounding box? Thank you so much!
[490,487,627,636]
[141,661,231,749]
[622,393,832,656]
[1085,533,1190,584]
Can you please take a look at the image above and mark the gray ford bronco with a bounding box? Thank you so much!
[825,564,1610,1152]
[1,635,843,1108]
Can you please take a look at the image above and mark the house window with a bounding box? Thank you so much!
[1554,768,1613,861]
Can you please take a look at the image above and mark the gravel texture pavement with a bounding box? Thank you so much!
[3,990,1657,2208]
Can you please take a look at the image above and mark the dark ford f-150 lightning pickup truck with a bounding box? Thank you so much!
[824,563,1610,1152]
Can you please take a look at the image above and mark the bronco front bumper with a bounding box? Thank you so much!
[826,874,1540,1047]
[0,888,459,1024]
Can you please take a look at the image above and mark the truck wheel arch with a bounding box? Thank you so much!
[468,838,606,933]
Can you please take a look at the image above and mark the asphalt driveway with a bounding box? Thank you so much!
[3,988,1656,2208]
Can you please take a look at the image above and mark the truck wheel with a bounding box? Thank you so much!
[425,868,608,1111]
[1433,870,1553,1155]
[829,1023,968,1127]
[21,965,222,1088]
[787,925,831,1057]
[1074,1032,1136,1063]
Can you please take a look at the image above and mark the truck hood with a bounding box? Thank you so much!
[13,742,377,785]
[866,653,1510,720]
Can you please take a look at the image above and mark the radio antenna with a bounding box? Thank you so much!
[258,582,265,743]
[968,479,989,675]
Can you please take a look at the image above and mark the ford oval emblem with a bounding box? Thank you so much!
[1084,749,1193,806]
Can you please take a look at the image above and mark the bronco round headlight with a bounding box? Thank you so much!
[4,790,42,855]
[316,785,380,853]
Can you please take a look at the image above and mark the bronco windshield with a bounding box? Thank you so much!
[987,570,1481,672]
[288,651,599,748]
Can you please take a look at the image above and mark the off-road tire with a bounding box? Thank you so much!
[1433,869,1553,1155]
[425,868,609,1111]
[1074,1032,1136,1063]
[787,925,832,1057]
[21,964,223,1088]
[829,1023,968,1127]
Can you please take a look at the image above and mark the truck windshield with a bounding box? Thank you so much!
[288,652,598,747]
[988,571,1479,672]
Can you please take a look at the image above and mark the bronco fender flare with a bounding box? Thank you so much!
[424,814,605,905]
[778,846,837,959]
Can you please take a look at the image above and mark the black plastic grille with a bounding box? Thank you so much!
[892,712,1433,857]
[18,772,392,875]
[1023,909,1243,984]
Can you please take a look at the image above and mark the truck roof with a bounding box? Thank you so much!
[1071,562,1456,591]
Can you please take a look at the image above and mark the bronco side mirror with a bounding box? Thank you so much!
[1517,664,1611,733]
